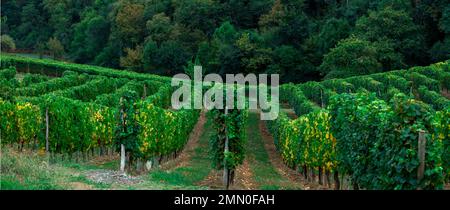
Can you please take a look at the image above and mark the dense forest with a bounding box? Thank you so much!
[1,0,449,83]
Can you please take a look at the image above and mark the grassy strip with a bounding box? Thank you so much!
[246,112,301,190]
[0,147,71,190]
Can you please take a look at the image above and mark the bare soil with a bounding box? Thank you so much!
[281,102,298,119]
[85,169,142,185]
[69,182,92,190]
[441,88,450,99]
[197,159,258,190]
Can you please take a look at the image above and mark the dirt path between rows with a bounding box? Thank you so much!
[69,182,93,190]
[258,117,331,190]
[442,88,450,100]
[198,158,258,190]
[281,102,298,119]
[78,111,207,189]
[235,159,257,189]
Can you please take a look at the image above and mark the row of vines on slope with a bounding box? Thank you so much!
[284,61,449,111]
[329,93,445,189]
[268,92,448,189]
[267,60,449,189]
[0,67,53,100]
[1,54,170,83]
[0,67,200,171]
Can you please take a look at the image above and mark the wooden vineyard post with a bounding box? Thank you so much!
[45,107,49,153]
[120,144,126,173]
[119,97,126,173]
[320,89,324,108]
[143,84,147,99]
[410,85,414,97]
[318,167,323,185]
[223,107,230,190]
[326,170,331,188]
[417,130,426,188]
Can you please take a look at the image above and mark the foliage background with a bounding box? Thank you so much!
[2,0,449,82]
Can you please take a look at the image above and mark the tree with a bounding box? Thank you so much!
[71,11,110,63]
[35,41,46,59]
[372,40,406,71]
[207,21,241,75]
[142,0,173,20]
[259,0,312,47]
[43,0,72,47]
[146,13,172,45]
[430,38,450,62]
[184,56,203,79]
[1,16,9,35]
[47,37,65,59]
[268,45,315,83]
[315,18,351,55]
[168,24,206,54]
[322,0,376,23]
[143,40,190,75]
[235,32,273,74]
[120,45,143,71]
[320,36,382,79]
[94,42,121,68]
[279,9,311,47]
[2,0,447,80]
[439,5,450,34]
[212,21,239,45]
[115,2,145,46]
[354,6,426,65]
[15,1,51,49]
[258,0,285,29]
[173,0,221,36]
[1,34,16,51]
[430,4,450,62]
[222,0,273,29]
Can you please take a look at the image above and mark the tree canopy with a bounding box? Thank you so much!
[2,0,449,81]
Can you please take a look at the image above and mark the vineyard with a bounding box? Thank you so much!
[0,54,449,190]
[1,54,199,172]
[269,60,450,189]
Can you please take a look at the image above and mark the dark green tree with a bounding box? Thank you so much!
[354,6,426,65]
[143,40,190,75]
[71,11,110,63]
[320,36,382,79]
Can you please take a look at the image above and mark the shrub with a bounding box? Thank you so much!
[0,35,16,51]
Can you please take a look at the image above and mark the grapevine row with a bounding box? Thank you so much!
[0,69,200,168]
[269,60,450,189]
[1,54,170,84]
